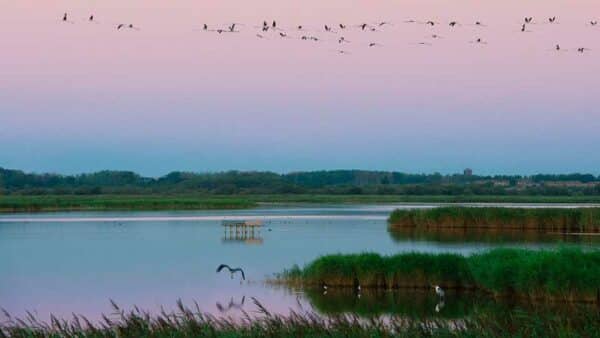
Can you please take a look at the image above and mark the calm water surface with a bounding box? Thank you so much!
[0,204,597,321]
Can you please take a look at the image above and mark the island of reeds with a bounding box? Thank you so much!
[276,248,600,302]
[388,207,600,233]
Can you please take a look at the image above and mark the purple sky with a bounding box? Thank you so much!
[1,0,599,176]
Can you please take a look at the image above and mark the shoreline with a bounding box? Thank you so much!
[4,194,600,214]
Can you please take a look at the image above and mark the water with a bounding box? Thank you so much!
[0,204,597,321]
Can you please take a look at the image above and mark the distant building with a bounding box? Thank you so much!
[463,168,473,176]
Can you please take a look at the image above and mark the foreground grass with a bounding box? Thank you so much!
[3,194,600,213]
[1,299,599,338]
[279,248,600,302]
[388,207,600,232]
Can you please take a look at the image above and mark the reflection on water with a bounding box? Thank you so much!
[300,287,599,319]
[303,288,477,318]
[389,227,600,244]
[216,296,246,314]
[222,230,264,245]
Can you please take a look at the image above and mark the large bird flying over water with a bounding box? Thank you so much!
[217,264,246,280]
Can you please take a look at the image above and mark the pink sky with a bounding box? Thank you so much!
[1,1,599,175]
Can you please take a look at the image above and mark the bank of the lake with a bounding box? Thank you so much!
[0,195,256,213]
[388,207,600,232]
[4,194,600,213]
[277,248,600,302]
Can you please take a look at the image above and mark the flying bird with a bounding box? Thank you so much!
[89,15,94,22]
[324,25,331,31]
[216,264,246,280]
[590,21,598,26]
[449,21,458,27]
[524,17,533,23]
[368,42,381,47]
[548,16,557,23]
[279,32,287,38]
[521,23,527,32]
[577,47,590,53]
[117,24,125,30]
[229,23,236,32]
[203,24,208,30]
[426,20,436,26]
[272,20,276,28]
[62,13,68,22]
[360,23,368,30]
[339,23,346,29]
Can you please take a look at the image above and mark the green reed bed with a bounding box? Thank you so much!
[279,248,600,302]
[0,195,256,213]
[2,299,599,338]
[388,207,600,232]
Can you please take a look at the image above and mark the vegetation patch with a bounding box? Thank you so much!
[278,248,600,302]
[388,207,600,232]
[0,195,256,213]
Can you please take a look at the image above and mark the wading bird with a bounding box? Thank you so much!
[216,264,246,280]
[433,285,445,299]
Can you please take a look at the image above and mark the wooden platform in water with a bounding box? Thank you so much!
[221,219,263,228]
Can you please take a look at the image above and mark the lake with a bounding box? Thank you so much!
[1,204,597,321]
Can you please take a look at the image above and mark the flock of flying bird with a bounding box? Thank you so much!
[60,12,598,55]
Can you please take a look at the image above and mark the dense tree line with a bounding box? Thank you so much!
[1,167,599,195]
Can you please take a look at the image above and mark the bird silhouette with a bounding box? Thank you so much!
[577,47,590,53]
[216,264,246,280]
[433,285,445,299]
[449,21,458,27]
[272,20,276,28]
[89,15,94,22]
[524,17,533,23]
[521,23,527,32]
[590,21,598,26]
[117,24,125,30]
[339,24,346,29]
[62,13,67,22]
[426,20,436,26]
[548,16,557,23]
[229,23,236,32]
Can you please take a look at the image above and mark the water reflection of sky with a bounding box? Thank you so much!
[0,204,596,322]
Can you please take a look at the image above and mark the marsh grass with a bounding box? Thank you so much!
[0,195,255,213]
[1,299,599,338]
[388,207,600,232]
[279,248,600,302]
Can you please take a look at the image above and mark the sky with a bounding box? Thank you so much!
[1,0,599,177]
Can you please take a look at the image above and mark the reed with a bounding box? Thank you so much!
[388,207,600,232]
[1,299,599,338]
[0,195,255,213]
[279,248,600,302]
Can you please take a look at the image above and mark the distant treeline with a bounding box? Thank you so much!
[1,167,600,195]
